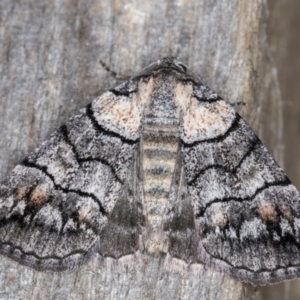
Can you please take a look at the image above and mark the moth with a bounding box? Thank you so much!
[0,57,299,286]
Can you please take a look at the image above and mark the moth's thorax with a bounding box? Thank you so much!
[141,72,180,253]
[143,71,181,121]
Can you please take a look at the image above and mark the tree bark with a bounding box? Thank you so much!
[0,0,287,299]
[256,1,300,300]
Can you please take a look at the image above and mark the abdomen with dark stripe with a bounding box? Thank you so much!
[142,122,179,253]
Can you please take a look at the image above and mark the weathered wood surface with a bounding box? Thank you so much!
[0,0,297,299]
[256,1,300,300]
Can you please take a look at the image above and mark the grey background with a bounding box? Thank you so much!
[0,0,299,299]
[258,1,300,299]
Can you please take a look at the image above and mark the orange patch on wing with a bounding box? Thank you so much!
[258,200,277,222]
[29,185,48,206]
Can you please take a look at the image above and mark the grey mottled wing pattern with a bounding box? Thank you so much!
[181,82,300,284]
[1,57,300,286]
[0,79,141,271]
[164,145,200,265]
[97,151,141,259]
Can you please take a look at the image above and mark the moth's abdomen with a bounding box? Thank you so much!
[142,123,180,253]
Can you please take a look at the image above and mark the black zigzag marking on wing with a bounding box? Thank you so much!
[196,179,291,219]
[192,93,222,103]
[188,138,259,185]
[21,159,107,217]
[181,114,241,147]
[60,124,123,184]
[109,89,131,97]
[202,239,300,274]
[86,103,139,144]
[0,240,87,263]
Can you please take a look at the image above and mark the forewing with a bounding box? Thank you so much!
[0,78,143,271]
[165,161,200,266]
[97,154,141,259]
[181,82,300,284]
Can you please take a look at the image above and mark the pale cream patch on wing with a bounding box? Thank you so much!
[182,99,235,142]
[93,77,154,138]
[258,200,277,222]
[174,81,192,114]
[96,94,141,134]
[174,82,236,142]
[78,202,92,223]
[212,209,227,228]
[93,92,115,109]
[138,76,154,109]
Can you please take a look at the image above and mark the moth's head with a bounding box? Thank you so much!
[132,57,202,84]
[157,57,188,74]
[133,57,188,79]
